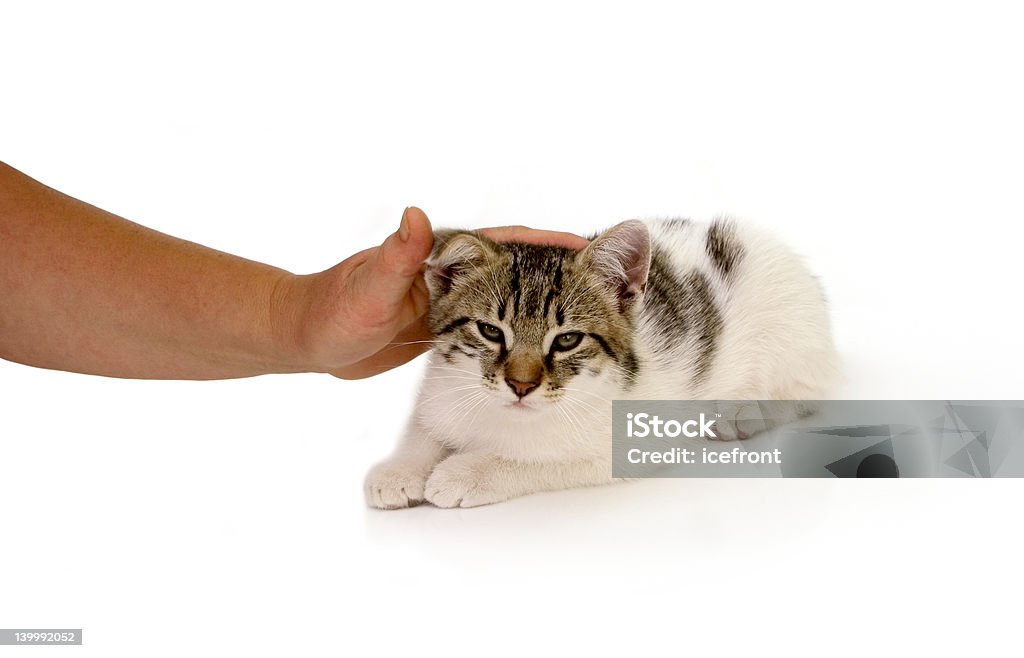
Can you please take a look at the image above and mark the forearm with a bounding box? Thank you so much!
[0,162,308,379]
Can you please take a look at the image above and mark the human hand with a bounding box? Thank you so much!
[275,207,588,379]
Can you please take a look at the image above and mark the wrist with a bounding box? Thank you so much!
[266,271,321,373]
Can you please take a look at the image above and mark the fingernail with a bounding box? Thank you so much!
[398,207,411,242]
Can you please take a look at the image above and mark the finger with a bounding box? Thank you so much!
[353,207,434,312]
[478,225,589,250]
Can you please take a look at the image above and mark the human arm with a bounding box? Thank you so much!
[0,162,586,380]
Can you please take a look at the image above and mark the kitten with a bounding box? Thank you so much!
[365,218,839,508]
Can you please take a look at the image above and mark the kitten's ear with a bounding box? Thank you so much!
[579,220,651,313]
[425,230,499,297]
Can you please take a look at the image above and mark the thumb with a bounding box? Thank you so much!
[359,206,434,308]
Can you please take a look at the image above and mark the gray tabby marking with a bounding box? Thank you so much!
[644,247,722,381]
[706,219,744,279]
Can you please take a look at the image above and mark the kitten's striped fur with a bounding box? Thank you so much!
[366,218,839,508]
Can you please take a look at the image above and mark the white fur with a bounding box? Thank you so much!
[365,219,839,509]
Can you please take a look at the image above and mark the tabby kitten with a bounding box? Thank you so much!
[366,218,838,508]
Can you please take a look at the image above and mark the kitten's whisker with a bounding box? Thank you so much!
[463,392,493,437]
[432,391,488,444]
[560,394,606,417]
[434,365,486,378]
[561,390,606,411]
[351,360,428,376]
[559,387,613,403]
[552,404,574,444]
[561,392,606,435]
[418,385,482,408]
[431,388,487,434]
[551,394,585,443]
[555,401,588,448]
[384,339,444,347]
[564,395,608,446]
[427,395,481,443]
[554,404,581,446]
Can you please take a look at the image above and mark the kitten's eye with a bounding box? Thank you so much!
[477,321,504,343]
[552,332,584,352]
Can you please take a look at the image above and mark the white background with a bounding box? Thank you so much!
[2,1,1022,656]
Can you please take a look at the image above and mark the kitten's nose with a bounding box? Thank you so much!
[505,377,540,398]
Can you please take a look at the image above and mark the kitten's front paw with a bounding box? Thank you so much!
[709,418,750,441]
[424,454,509,508]
[710,402,765,441]
[365,461,430,510]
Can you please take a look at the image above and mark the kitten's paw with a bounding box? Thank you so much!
[709,418,750,441]
[710,402,765,441]
[365,461,430,510]
[424,454,509,508]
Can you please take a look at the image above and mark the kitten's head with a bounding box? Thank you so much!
[424,221,651,414]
